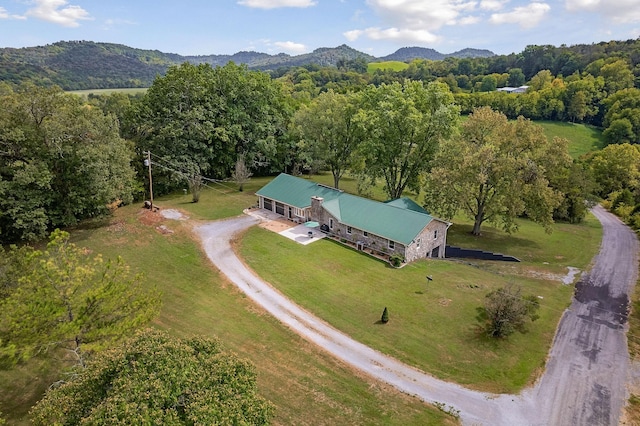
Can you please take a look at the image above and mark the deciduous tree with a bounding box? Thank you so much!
[292,90,361,189]
[231,152,253,192]
[0,83,137,242]
[585,142,640,197]
[356,81,459,199]
[30,329,273,425]
[0,230,160,366]
[603,88,640,144]
[424,107,569,235]
[131,63,289,196]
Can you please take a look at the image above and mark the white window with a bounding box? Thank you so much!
[363,231,368,237]
[347,226,352,234]
[416,238,421,248]
[434,230,438,239]
[330,219,334,229]
[388,240,395,249]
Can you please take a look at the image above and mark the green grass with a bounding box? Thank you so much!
[0,185,455,425]
[535,120,604,159]
[459,116,604,159]
[238,211,601,393]
[448,213,602,268]
[67,87,148,97]
[368,61,409,73]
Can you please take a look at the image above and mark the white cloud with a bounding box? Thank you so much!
[102,18,137,30]
[344,29,364,41]
[490,2,550,28]
[459,15,481,24]
[274,41,308,54]
[565,0,640,23]
[365,0,479,30]
[344,27,440,44]
[347,0,482,43]
[25,0,92,27]
[237,0,317,9]
[0,6,26,20]
[480,0,509,11]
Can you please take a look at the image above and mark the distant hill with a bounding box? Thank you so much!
[378,47,445,61]
[377,46,495,62]
[446,48,495,59]
[0,41,178,89]
[0,40,492,90]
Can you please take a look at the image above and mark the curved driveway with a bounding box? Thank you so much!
[195,205,638,425]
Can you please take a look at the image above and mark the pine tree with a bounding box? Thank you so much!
[381,307,389,323]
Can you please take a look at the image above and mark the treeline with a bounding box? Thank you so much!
[3,49,640,243]
[272,45,640,145]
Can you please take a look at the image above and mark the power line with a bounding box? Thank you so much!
[144,152,251,201]
[147,152,240,193]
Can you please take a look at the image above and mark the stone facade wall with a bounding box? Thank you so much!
[311,199,408,259]
[403,220,450,262]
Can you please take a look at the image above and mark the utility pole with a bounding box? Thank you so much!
[145,151,154,211]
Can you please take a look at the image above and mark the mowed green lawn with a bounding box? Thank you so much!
[368,61,410,73]
[0,182,454,425]
[459,115,604,160]
[534,120,604,159]
[238,209,601,393]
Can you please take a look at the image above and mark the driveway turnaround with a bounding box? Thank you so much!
[194,205,638,425]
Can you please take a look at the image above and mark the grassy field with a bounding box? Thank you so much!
[67,87,148,97]
[238,211,601,393]
[0,181,455,425]
[535,120,604,159]
[368,61,410,73]
[459,116,604,160]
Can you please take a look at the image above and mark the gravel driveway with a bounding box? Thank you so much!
[195,205,638,425]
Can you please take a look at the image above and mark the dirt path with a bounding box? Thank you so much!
[194,205,638,425]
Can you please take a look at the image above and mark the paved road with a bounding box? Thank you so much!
[521,205,639,425]
[194,205,638,425]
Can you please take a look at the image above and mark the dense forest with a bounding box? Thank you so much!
[0,40,492,90]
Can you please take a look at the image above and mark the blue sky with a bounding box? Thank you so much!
[1,0,639,57]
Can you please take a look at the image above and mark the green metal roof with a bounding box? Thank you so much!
[255,173,342,208]
[322,193,434,245]
[256,174,438,245]
[384,197,429,214]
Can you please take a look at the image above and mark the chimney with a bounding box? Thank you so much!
[310,196,324,221]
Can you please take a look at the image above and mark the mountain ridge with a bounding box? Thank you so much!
[0,40,494,89]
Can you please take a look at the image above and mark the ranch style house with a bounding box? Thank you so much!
[255,173,451,263]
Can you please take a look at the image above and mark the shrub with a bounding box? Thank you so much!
[612,188,635,210]
[630,213,640,230]
[478,283,540,338]
[389,253,404,267]
[616,204,634,222]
